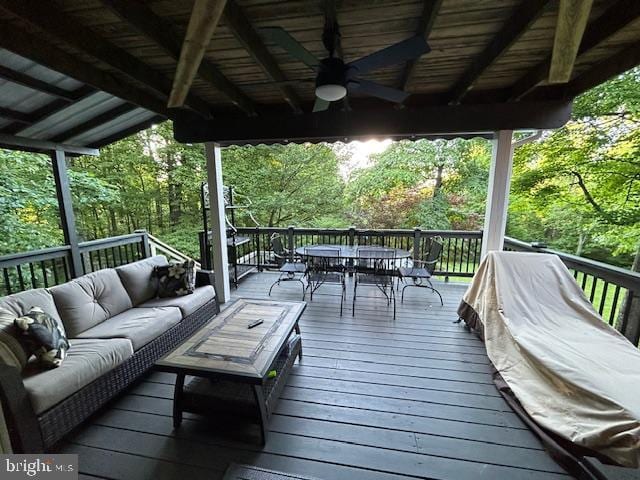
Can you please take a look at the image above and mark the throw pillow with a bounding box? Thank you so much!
[0,308,32,370]
[154,260,196,298]
[14,307,70,368]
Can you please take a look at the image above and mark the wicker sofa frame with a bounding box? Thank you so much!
[0,270,220,453]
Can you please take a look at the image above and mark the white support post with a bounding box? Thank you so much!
[481,130,514,259]
[205,142,231,303]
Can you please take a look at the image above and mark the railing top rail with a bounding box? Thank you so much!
[0,245,71,268]
[504,237,640,290]
[148,233,202,269]
[78,232,146,252]
[232,227,483,238]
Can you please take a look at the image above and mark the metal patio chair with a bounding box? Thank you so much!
[398,236,444,306]
[353,247,397,319]
[305,247,346,316]
[268,233,307,300]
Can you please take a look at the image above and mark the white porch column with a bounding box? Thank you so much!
[205,142,231,303]
[481,130,514,259]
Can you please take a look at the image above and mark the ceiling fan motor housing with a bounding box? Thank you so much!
[316,57,347,88]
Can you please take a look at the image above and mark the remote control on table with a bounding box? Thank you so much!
[248,319,264,329]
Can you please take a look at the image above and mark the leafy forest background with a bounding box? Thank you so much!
[1,69,639,269]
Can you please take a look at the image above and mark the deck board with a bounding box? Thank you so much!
[59,272,572,479]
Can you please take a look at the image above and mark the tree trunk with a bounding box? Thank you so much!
[166,154,182,227]
[617,244,640,344]
[433,164,444,198]
[576,232,587,256]
[92,208,101,239]
[109,210,118,235]
[155,197,164,229]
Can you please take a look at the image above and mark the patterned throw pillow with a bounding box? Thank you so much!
[0,308,32,370]
[14,307,70,368]
[153,260,196,298]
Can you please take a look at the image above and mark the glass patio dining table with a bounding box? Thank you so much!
[294,244,411,260]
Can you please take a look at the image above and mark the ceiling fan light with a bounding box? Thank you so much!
[315,84,346,102]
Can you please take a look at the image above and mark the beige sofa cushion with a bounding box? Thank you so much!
[0,288,62,324]
[0,309,31,370]
[50,269,133,337]
[139,285,215,317]
[23,337,133,414]
[0,289,63,370]
[75,306,181,350]
[115,255,168,305]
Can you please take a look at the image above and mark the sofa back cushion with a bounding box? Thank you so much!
[50,269,133,337]
[0,289,63,370]
[115,255,168,305]
[0,308,31,370]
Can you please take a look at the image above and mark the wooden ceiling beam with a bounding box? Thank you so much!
[0,65,78,101]
[50,103,138,143]
[168,0,227,108]
[398,0,442,91]
[2,86,96,135]
[101,0,256,116]
[88,115,165,149]
[565,41,640,98]
[172,100,572,145]
[0,133,98,155]
[447,0,550,105]
[509,0,640,100]
[0,106,35,124]
[0,0,211,117]
[223,0,302,114]
[548,0,594,83]
[0,22,168,116]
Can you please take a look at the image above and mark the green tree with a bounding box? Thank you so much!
[222,143,345,227]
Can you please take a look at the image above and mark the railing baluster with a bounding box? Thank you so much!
[610,285,622,325]
[28,263,37,289]
[40,261,49,288]
[16,265,25,291]
[2,268,12,295]
[599,282,609,316]
[62,257,71,283]
[589,277,598,303]
[52,259,60,285]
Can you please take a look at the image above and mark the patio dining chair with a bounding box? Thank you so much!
[398,236,444,306]
[305,247,346,316]
[268,233,306,300]
[353,247,397,319]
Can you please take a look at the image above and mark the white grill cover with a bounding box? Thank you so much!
[461,251,640,467]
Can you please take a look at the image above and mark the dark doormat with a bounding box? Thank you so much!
[223,464,322,480]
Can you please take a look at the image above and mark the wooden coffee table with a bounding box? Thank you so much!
[156,298,306,444]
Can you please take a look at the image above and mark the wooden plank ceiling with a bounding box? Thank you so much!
[0,0,639,146]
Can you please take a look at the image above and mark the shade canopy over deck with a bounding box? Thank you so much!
[0,0,639,148]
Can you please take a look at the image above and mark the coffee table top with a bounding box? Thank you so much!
[156,298,305,382]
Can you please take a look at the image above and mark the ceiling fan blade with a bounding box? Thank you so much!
[348,35,430,75]
[260,27,319,69]
[348,79,410,103]
[313,97,331,112]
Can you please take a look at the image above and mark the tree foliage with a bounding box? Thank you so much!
[0,68,638,269]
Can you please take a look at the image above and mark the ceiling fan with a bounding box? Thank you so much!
[261,11,431,112]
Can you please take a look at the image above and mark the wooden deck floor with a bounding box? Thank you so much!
[60,272,571,480]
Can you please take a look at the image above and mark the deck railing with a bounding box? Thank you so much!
[0,231,150,296]
[504,237,640,346]
[2,228,638,346]
[201,227,484,279]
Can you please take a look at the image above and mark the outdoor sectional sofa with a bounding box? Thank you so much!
[0,255,219,453]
